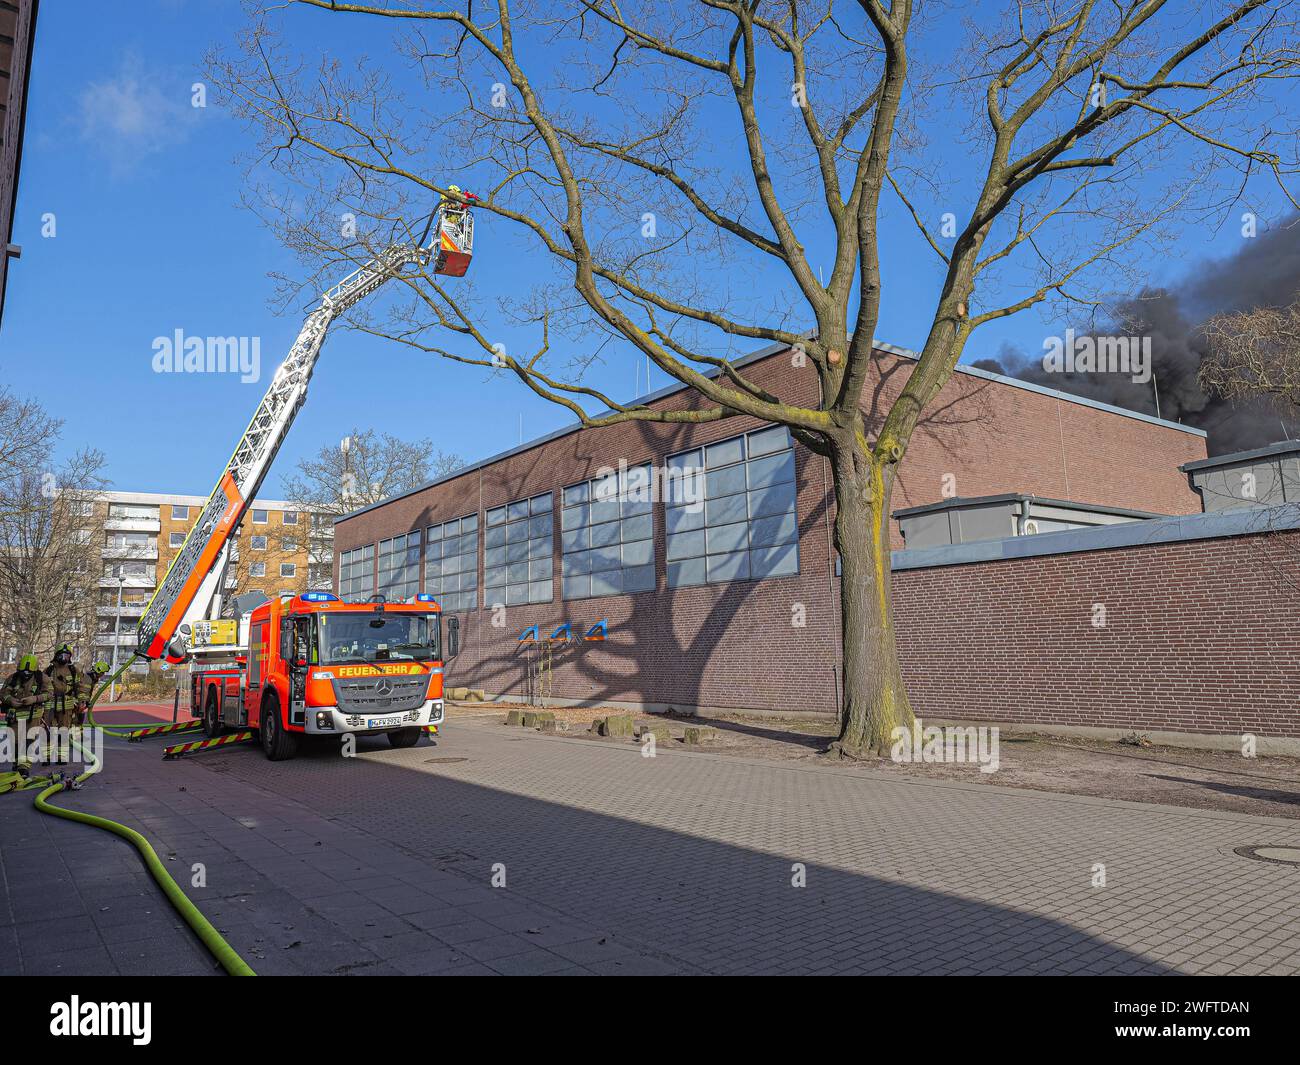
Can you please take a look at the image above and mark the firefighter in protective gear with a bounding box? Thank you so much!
[44,644,87,763]
[439,184,464,213]
[85,660,110,695]
[438,184,477,222]
[2,655,49,778]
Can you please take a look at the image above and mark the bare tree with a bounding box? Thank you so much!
[211,0,1300,755]
[1200,297,1300,413]
[0,449,107,660]
[281,428,465,517]
[0,387,66,527]
[283,429,464,589]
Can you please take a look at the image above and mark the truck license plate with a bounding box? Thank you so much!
[367,715,403,729]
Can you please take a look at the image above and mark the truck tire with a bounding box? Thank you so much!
[203,687,224,738]
[259,691,298,762]
[387,727,422,749]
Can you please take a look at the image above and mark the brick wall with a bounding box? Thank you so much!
[335,344,1215,723]
[894,528,1300,739]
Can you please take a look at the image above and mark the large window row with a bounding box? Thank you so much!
[485,493,553,606]
[665,425,798,586]
[377,533,421,601]
[425,514,478,612]
[339,544,375,600]
[561,463,655,598]
[338,427,801,604]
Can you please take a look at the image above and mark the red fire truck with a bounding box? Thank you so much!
[190,591,460,761]
[122,194,477,762]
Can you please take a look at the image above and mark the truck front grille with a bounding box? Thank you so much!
[331,675,428,715]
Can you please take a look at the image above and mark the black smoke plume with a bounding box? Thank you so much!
[971,217,1300,455]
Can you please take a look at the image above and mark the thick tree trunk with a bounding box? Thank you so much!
[829,444,914,758]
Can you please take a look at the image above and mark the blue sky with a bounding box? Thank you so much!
[1,0,1289,494]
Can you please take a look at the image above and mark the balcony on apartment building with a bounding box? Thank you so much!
[93,632,139,647]
[96,602,148,618]
[104,515,161,534]
[102,540,159,562]
[98,572,156,590]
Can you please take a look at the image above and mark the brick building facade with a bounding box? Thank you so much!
[334,342,1213,723]
[893,508,1300,744]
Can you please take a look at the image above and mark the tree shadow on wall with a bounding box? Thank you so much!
[455,391,984,734]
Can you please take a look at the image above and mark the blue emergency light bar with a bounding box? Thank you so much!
[300,591,340,602]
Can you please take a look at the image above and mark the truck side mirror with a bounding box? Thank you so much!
[446,616,459,659]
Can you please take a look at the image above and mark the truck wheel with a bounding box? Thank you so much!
[387,727,422,749]
[203,688,224,738]
[259,692,298,762]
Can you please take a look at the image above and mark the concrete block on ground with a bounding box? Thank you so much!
[522,711,555,728]
[600,715,635,738]
[683,726,719,746]
[505,710,526,726]
[638,723,673,743]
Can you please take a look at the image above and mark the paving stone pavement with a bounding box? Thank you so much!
[3,717,1299,975]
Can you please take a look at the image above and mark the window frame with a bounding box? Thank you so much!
[377,532,422,601]
[664,425,799,588]
[484,492,554,606]
[560,462,656,600]
[424,513,480,612]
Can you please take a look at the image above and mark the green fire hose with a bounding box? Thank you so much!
[8,655,256,976]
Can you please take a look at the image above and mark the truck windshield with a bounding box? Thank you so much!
[315,612,441,664]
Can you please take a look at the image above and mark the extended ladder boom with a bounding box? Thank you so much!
[137,204,474,662]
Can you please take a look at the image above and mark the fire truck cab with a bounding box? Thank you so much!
[190,592,459,761]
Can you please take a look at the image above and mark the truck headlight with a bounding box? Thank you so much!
[315,711,334,730]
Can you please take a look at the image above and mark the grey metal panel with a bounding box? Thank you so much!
[900,500,1018,546]
[895,493,1167,521]
[953,503,1018,544]
[893,503,1300,570]
[1180,438,1300,472]
[898,510,955,548]
[1024,503,1139,526]
[1192,460,1286,512]
[1281,456,1300,504]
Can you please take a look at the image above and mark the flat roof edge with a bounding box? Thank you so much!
[339,335,1206,525]
[871,339,1207,438]
[891,503,1300,570]
[892,493,1169,521]
[1180,438,1300,472]
[335,339,793,524]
